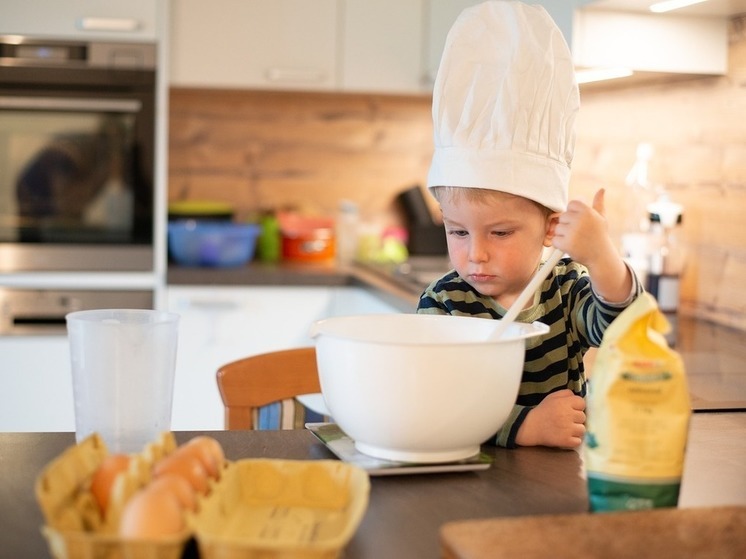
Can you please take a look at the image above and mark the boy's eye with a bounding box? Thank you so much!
[492,230,512,237]
[447,229,468,237]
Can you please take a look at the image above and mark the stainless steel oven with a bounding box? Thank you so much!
[0,37,157,272]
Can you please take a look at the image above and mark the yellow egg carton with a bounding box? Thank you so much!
[35,432,190,559]
[189,458,370,559]
[35,435,370,559]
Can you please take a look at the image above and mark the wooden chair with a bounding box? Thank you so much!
[216,347,321,430]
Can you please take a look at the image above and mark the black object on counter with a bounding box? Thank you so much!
[396,185,448,256]
[397,184,435,225]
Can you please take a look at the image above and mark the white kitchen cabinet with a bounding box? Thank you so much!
[165,285,399,431]
[169,0,339,91]
[168,1,728,94]
[0,0,161,42]
[0,336,75,432]
[168,0,581,94]
[340,0,424,94]
[170,0,425,93]
[572,9,728,76]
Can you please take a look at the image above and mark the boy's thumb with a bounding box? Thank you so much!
[592,188,606,216]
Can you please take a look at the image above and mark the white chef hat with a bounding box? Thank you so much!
[427,0,579,212]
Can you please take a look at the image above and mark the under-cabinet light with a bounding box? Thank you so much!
[575,66,634,84]
[649,0,708,13]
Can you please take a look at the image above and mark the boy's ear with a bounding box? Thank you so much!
[544,213,561,247]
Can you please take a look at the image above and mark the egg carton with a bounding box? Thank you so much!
[188,458,370,559]
[36,436,370,559]
[35,432,190,559]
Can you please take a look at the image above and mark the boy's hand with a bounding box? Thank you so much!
[515,389,586,449]
[552,188,612,268]
[552,188,633,304]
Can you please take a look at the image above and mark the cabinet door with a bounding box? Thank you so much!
[170,0,338,90]
[166,286,338,430]
[165,285,401,430]
[341,0,424,94]
[0,337,74,432]
[0,0,159,42]
[328,286,403,316]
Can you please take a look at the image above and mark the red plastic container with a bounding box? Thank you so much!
[278,212,336,263]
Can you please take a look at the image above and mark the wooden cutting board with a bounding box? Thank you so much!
[440,506,746,559]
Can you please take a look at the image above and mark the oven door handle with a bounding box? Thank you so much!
[0,96,141,112]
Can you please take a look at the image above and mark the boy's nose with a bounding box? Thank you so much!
[468,239,489,263]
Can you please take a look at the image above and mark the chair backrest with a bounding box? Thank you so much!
[216,346,321,430]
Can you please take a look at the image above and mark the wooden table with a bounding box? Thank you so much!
[2,412,744,558]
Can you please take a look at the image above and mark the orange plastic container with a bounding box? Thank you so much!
[278,212,336,263]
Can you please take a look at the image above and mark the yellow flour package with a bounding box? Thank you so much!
[585,292,691,512]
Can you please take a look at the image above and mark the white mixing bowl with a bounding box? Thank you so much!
[310,314,549,463]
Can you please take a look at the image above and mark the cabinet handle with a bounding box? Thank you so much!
[77,17,141,32]
[265,67,326,83]
[182,299,239,311]
[5,315,67,335]
[0,96,141,113]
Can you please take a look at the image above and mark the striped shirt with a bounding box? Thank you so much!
[416,258,642,448]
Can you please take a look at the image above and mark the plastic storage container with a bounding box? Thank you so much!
[168,221,261,267]
[278,212,336,263]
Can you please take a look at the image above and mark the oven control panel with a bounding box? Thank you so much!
[0,288,153,335]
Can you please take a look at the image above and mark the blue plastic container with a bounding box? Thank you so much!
[168,221,261,267]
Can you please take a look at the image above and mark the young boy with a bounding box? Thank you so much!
[417,1,642,449]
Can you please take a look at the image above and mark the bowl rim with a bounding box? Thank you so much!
[310,314,549,345]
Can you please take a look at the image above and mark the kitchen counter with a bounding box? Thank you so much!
[168,260,351,288]
[167,259,430,313]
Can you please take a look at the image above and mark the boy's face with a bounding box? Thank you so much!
[440,191,556,307]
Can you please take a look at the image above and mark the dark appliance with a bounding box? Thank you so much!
[0,37,157,272]
[396,185,448,256]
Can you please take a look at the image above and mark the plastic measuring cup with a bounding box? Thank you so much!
[66,308,179,453]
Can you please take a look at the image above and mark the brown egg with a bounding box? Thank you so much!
[153,452,209,496]
[119,486,184,538]
[147,473,197,512]
[177,436,225,479]
[90,454,131,515]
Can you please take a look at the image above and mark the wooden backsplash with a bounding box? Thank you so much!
[168,89,434,229]
[168,16,746,330]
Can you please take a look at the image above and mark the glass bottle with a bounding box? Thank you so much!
[335,200,359,267]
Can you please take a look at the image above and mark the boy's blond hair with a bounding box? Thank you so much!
[430,186,554,218]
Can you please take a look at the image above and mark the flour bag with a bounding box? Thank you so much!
[585,292,691,512]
